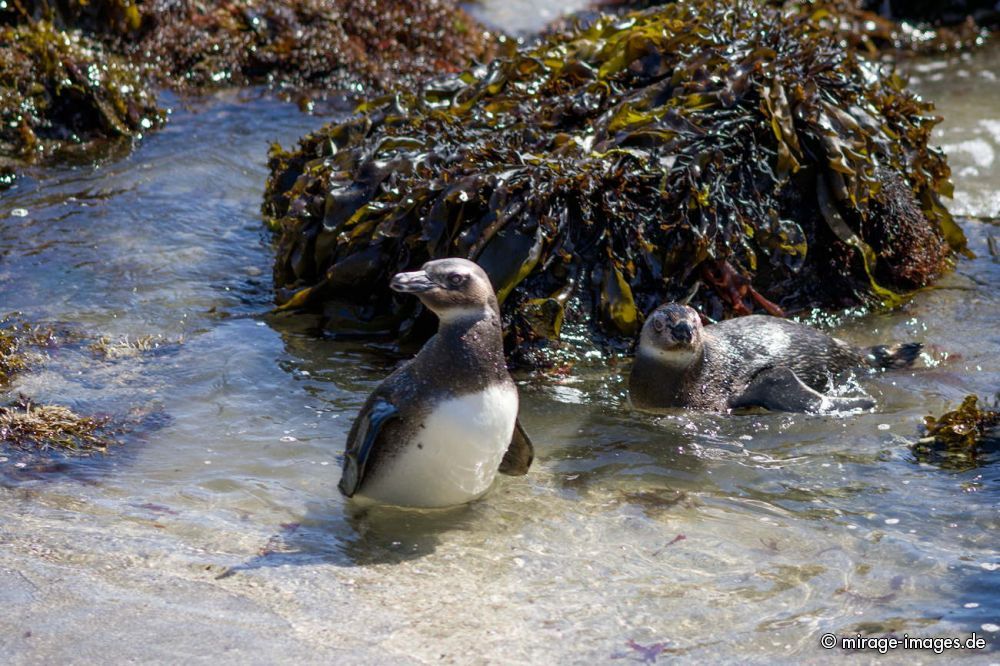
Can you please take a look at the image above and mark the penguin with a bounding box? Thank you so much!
[629,302,922,413]
[338,258,534,508]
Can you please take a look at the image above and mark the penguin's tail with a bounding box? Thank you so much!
[865,342,923,369]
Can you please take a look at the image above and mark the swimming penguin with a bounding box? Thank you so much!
[338,258,533,508]
[629,303,922,413]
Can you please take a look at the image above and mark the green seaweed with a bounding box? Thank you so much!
[912,395,1000,470]
[264,0,964,363]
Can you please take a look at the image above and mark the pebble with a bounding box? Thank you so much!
[884,518,900,525]
[11,208,28,217]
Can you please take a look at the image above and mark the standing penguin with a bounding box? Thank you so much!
[630,303,922,413]
[339,258,533,508]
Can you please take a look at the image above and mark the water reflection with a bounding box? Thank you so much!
[217,500,490,575]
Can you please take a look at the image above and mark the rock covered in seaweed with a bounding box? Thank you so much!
[263,0,966,364]
[128,0,500,94]
[3,0,500,96]
[0,19,162,172]
[0,1,496,179]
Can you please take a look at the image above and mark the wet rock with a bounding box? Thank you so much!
[263,0,966,365]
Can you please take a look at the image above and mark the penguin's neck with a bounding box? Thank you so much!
[637,343,702,370]
[427,307,508,382]
[630,342,704,407]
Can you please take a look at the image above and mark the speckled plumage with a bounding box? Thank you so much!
[630,304,921,412]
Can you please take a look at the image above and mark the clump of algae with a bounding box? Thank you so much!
[0,318,118,455]
[912,395,1000,470]
[0,395,115,453]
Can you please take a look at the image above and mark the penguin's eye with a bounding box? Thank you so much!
[652,319,665,332]
[447,273,465,286]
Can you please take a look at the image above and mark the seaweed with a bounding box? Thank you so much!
[0,1,493,170]
[594,1,991,54]
[0,326,29,386]
[88,333,180,359]
[0,316,59,386]
[123,0,501,95]
[0,395,115,453]
[912,395,1000,470]
[264,0,964,363]
[0,19,162,164]
[3,0,501,96]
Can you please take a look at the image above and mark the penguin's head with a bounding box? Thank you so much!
[638,302,704,363]
[390,258,498,323]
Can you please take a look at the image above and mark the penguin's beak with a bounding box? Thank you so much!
[671,321,693,343]
[390,270,436,293]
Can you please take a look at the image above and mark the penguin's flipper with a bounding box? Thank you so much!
[730,367,874,413]
[498,418,534,476]
[339,398,399,497]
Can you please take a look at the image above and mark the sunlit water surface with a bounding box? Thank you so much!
[1,10,998,666]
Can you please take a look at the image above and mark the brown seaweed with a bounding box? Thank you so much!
[0,1,496,176]
[0,395,115,453]
[2,0,501,96]
[912,395,1000,470]
[0,316,60,386]
[264,0,965,364]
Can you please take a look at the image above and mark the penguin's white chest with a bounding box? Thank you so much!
[359,384,518,508]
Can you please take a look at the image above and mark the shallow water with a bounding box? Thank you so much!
[1,16,999,666]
